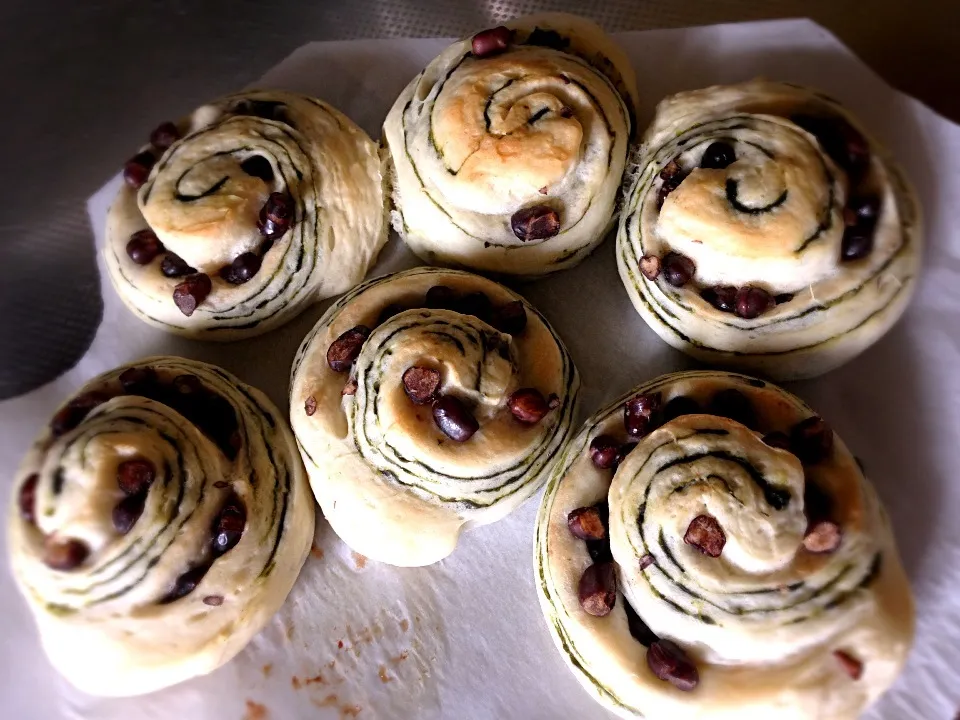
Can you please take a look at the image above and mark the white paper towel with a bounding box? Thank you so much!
[1,18,957,720]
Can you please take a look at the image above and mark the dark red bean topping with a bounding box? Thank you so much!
[43,537,90,571]
[471,26,512,57]
[625,600,659,646]
[220,252,262,285]
[425,285,457,309]
[791,416,834,465]
[578,562,617,616]
[18,474,39,524]
[117,458,156,496]
[792,114,870,181]
[491,300,527,335]
[123,151,155,189]
[239,155,274,182]
[159,564,211,604]
[50,391,109,437]
[507,388,552,424]
[735,285,774,319]
[511,205,561,241]
[647,639,699,691]
[203,595,224,607]
[126,229,164,265]
[701,285,738,313]
[326,326,371,372]
[657,160,687,209]
[700,141,736,170]
[685,515,726,557]
[834,650,864,680]
[775,292,795,304]
[707,388,756,429]
[258,192,294,239]
[762,431,792,451]
[662,395,699,423]
[639,255,661,281]
[848,195,880,224]
[173,273,212,317]
[160,253,195,278]
[211,495,246,556]
[624,392,661,438]
[304,396,317,416]
[432,395,479,442]
[662,252,695,287]
[457,291,493,323]
[173,374,203,395]
[803,520,843,553]
[119,366,158,394]
[616,441,638,467]
[149,122,180,150]
[402,366,441,405]
[559,107,574,119]
[567,506,607,541]
[377,303,406,326]
[112,493,146,534]
[841,223,875,261]
[589,435,621,469]
[639,554,655,570]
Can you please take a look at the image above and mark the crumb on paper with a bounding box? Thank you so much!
[312,694,339,709]
[310,543,325,560]
[291,676,301,690]
[327,659,337,669]
[261,663,272,678]
[243,700,268,720]
[351,552,367,569]
[341,706,362,718]
[337,639,344,650]
[390,650,409,665]
[304,673,326,686]
[286,622,295,641]
[378,665,393,683]
[400,619,409,632]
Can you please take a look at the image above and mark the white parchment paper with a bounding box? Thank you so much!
[1,18,958,720]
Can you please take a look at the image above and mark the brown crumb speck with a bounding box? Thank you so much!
[310,543,324,560]
[243,700,268,720]
[291,676,301,690]
[261,664,272,678]
[378,665,393,683]
[351,552,367,569]
[337,640,344,649]
[400,619,409,632]
[390,650,409,665]
[312,694,339,709]
[341,706,362,718]
[286,623,295,641]
[327,659,336,669]
[304,673,325,686]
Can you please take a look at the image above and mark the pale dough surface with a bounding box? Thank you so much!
[290,266,579,566]
[105,90,387,340]
[536,370,914,719]
[616,80,922,380]
[7,357,314,696]
[383,13,638,277]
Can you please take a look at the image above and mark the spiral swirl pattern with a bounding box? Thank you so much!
[106,90,387,339]
[535,370,913,719]
[617,80,921,379]
[7,357,313,696]
[383,13,638,276]
[291,267,579,566]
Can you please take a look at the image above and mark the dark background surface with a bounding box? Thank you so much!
[0,0,956,399]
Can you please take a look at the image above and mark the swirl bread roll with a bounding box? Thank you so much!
[383,13,639,277]
[106,90,387,339]
[291,267,579,566]
[7,357,313,696]
[536,370,913,719]
[617,80,921,379]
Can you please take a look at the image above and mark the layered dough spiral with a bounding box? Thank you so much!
[617,80,921,379]
[536,370,913,719]
[383,13,639,276]
[106,90,387,339]
[7,357,313,696]
[291,267,579,566]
